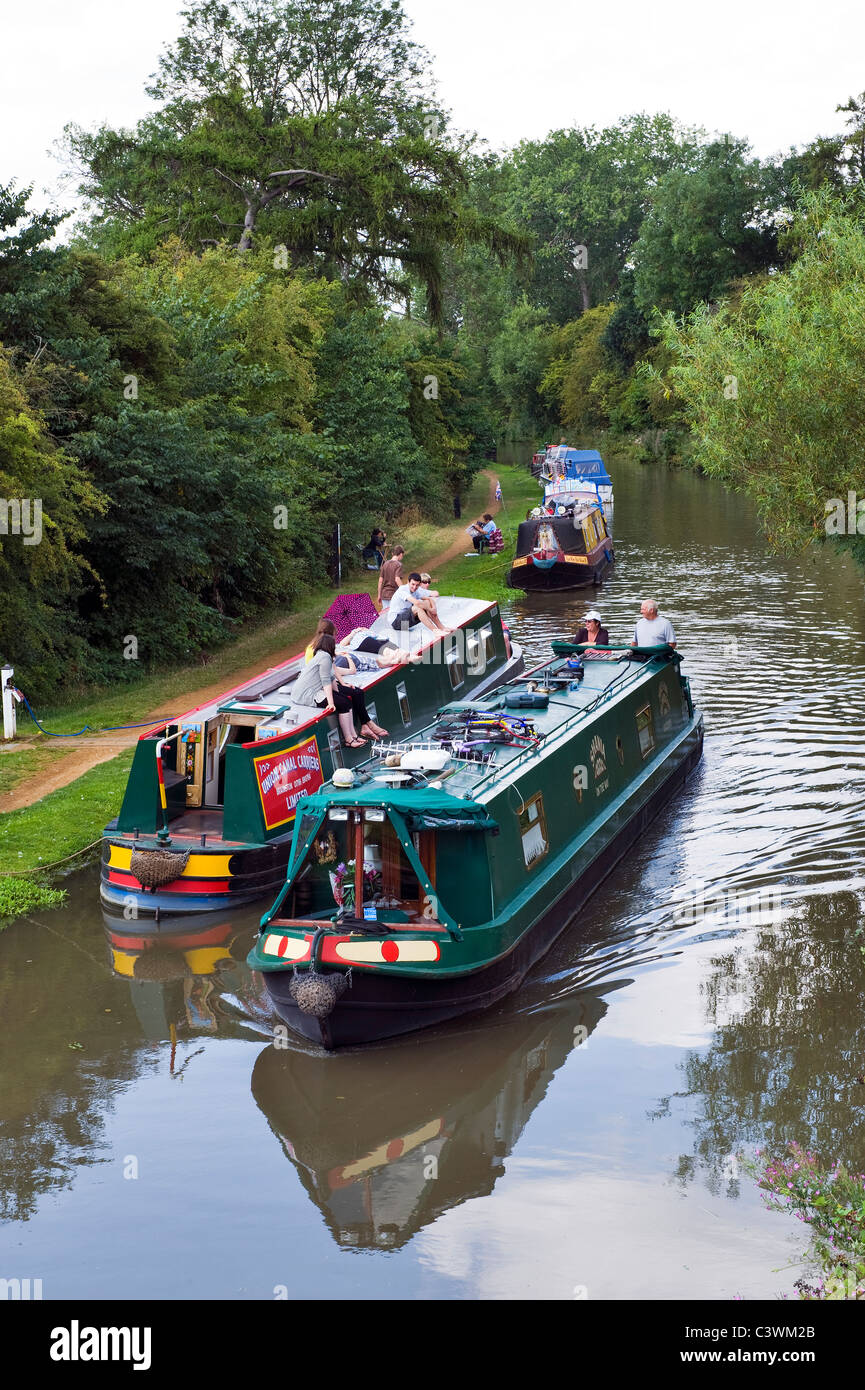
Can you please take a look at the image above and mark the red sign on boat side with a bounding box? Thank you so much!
[253,736,324,830]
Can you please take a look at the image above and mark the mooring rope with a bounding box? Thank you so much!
[1,838,102,876]
[14,689,163,738]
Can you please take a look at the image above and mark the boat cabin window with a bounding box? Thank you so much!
[518,794,549,868]
[465,631,481,673]
[446,647,465,691]
[480,624,495,663]
[327,727,344,770]
[636,704,655,759]
[396,681,411,726]
[286,811,437,924]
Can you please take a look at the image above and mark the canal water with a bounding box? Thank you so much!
[2,452,865,1300]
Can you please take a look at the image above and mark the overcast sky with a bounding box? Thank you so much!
[3,0,864,217]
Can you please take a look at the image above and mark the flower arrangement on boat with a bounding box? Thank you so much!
[329,860,384,910]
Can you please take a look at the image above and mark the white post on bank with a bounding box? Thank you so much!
[2,664,18,740]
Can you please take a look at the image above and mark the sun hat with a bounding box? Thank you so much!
[583,610,602,623]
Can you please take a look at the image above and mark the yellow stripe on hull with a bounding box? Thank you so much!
[107,844,234,878]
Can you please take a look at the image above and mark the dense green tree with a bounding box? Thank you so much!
[0,349,105,699]
[63,0,520,325]
[502,114,695,323]
[487,302,556,438]
[632,137,782,317]
[655,190,865,555]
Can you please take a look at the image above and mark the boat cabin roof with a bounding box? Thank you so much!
[545,447,611,483]
[311,648,677,809]
[153,595,499,739]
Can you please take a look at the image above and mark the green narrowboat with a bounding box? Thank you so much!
[248,640,703,1048]
[100,597,522,918]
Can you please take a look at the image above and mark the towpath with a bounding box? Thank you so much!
[0,472,502,813]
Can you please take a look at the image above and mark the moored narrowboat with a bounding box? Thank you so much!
[532,445,614,525]
[100,597,522,918]
[248,640,703,1048]
[507,501,613,591]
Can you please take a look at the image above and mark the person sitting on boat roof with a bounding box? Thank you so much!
[291,633,385,746]
[304,617,335,663]
[631,600,676,650]
[575,609,609,647]
[390,574,450,635]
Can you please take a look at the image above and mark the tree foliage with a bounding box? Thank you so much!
[656,190,865,553]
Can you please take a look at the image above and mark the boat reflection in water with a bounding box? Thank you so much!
[103,913,269,1044]
[251,992,607,1250]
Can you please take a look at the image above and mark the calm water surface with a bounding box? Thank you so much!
[2,453,865,1300]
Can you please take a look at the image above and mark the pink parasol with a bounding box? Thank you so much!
[322,592,380,640]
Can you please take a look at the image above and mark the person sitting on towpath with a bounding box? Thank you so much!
[467,513,497,553]
[631,600,676,650]
[390,574,450,635]
[575,609,609,647]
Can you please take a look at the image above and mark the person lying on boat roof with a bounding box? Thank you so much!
[390,574,450,635]
[575,609,609,647]
[291,632,387,747]
[631,600,676,650]
[335,627,421,670]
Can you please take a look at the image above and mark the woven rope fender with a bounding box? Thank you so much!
[129,847,191,889]
[289,970,348,1018]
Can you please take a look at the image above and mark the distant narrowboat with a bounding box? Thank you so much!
[532,446,614,525]
[249,640,703,1048]
[507,500,613,591]
[100,598,522,918]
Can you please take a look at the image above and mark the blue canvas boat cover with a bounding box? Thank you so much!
[546,446,611,485]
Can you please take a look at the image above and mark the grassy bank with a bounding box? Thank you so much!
[431,466,540,601]
[0,466,520,918]
[0,751,135,924]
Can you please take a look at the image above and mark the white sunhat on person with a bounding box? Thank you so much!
[583,610,602,623]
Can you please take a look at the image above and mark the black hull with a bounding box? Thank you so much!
[508,555,612,592]
[262,721,704,1048]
